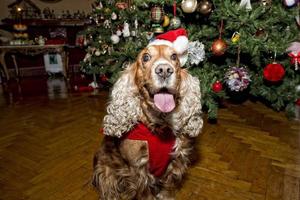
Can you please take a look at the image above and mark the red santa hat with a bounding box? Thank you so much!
[148,28,189,66]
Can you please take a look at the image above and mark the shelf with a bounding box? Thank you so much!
[2,18,92,26]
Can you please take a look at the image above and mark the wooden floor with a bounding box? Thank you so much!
[0,84,300,200]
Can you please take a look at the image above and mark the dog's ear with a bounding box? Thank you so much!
[103,62,142,137]
[172,70,203,137]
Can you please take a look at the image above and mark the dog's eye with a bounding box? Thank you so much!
[142,53,151,62]
[171,53,177,61]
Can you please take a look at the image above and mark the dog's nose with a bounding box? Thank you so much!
[155,64,174,79]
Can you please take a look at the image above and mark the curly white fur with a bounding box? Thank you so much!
[170,70,203,137]
[103,64,142,137]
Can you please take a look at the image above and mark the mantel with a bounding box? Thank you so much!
[2,18,91,26]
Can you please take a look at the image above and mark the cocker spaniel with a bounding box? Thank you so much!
[93,44,203,200]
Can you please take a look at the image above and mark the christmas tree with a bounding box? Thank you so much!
[81,0,300,119]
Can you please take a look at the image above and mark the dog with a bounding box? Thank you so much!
[92,44,203,200]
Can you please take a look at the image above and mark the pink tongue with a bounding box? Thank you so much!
[154,93,175,113]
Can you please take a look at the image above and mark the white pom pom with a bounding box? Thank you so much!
[173,36,189,54]
[110,34,120,44]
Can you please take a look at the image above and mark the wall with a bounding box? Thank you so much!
[0,0,93,23]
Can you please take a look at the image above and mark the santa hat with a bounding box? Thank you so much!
[148,28,189,66]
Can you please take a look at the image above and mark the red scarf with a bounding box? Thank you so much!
[123,123,175,177]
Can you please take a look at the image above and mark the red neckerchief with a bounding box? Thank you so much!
[100,124,176,177]
[123,123,175,177]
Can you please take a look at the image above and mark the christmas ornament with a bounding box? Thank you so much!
[152,25,164,33]
[296,5,300,27]
[170,1,181,29]
[101,44,109,54]
[89,81,99,89]
[100,74,108,82]
[95,49,101,56]
[197,0,213,15]
[151,5,164,23]
[104,8,111,14]
[283,0,298,7]
[212,20,226,56]
[212,81,223,92]
[95,1,103,10]
[296,98,300,106]
[75,85,94,92]
[115,2,128,9]
[287,42,300,70]
[103,20,111,29]
[263,63,285,82]
[131,30,136,37]
[110,34,120,44]
[188,41,205,65]
[211,39,227,56]
[288,52,300,70]
[255,28,267,37]
[231,32,240,44]
[225,67,251,92]
[107,0,114,5]
[162,15,170,27]
[181,0,198,13]
[261,0,272,6]
[239,0,252,10]
[170,17,181,29]
[123,22,130,37]
[111,12,117,20]
[116,30,122,36]
[145,32,154,40]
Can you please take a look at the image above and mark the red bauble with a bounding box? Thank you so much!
[212,81,223,92]
[211,39,227,56]
[263,63,285,82]
[296,98,300,106]
[100,74,108,82]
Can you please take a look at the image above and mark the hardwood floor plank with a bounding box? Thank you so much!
[0,89,299,199]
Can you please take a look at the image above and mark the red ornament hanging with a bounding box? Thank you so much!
[211,19,227,56]
[100,74,108,82]
[296,98,300,106]
[212,81,223,92]
[263,63,285,82]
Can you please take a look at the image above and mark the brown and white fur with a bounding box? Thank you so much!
[92,45,203,200]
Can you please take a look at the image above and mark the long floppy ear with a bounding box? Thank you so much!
[172,70,203,137]
[103,63,142,137]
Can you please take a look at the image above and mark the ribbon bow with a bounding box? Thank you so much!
[288,52,300,70]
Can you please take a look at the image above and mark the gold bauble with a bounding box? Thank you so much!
[231,32,240,44]
[153,26,164,33]
[181,0,198,13]
[162,15,170,27]
[197,0,213,15]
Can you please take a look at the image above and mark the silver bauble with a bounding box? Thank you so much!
[170,17,181,29]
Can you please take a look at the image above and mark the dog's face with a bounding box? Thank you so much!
[134,45,182,113]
